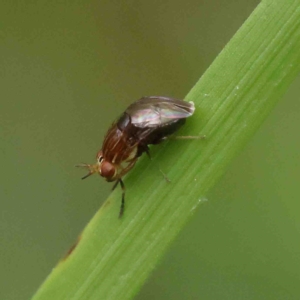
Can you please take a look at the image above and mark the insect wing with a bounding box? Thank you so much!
[126,96,195,128]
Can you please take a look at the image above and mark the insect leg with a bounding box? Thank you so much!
[144,147,151,159]
[118,179,126,218]
[169,134,206,140]
[145,148,170,183]
[112,180,119,191]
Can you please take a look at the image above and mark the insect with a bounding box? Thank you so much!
[77,96,196,217]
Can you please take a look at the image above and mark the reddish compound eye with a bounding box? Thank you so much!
[100,161,115,180]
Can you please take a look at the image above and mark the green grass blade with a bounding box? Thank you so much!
[32,1,300,299]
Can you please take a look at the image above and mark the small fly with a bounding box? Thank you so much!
[77,96,199,217]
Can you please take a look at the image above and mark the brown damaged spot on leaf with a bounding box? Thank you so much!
[61,234,82,262]
[103,199,111,208]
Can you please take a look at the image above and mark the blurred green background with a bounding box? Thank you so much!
[1,1,300,299]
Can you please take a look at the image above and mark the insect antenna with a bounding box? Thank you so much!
[81,172,94,180]
[75,163,96,180]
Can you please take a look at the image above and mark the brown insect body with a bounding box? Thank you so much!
[77,96,195,217]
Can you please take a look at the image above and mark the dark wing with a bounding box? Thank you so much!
[126,96,195,128]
